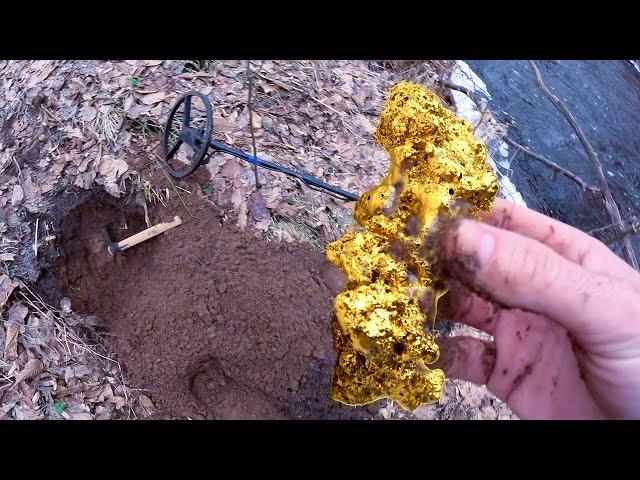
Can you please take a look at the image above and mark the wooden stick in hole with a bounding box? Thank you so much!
[107,216,182,255]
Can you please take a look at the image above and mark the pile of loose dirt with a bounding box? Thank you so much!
[51,190,375,419]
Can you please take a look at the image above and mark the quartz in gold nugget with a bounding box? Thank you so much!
[326,82,499,410]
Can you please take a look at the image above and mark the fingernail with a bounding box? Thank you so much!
[443,220,496,274]
[477,228,496,268]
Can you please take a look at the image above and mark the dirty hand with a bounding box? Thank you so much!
[437,197,640,419]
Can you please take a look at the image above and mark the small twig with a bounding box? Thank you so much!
[41,105,62,123]
[262,141,298,152]
[17,282,137,419]
[79,140,98,154]
[12,158,23,179]
[153,154,196,219]
[311,61,321,93]
[246,60,260,189]
[588,220,630,235]
[473,108,490,135]
[529,60,638,270]
[503,137,599,193]
[440,79,478,100]
[255,69,343,116]
[252,68,359,138]
[440,78,600,194]
[605,222,640,247]
[142,197,151,228]
[33,218,39,258]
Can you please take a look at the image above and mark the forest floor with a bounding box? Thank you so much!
[0,60,517,419]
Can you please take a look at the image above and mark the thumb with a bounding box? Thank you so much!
[439,219,629,341]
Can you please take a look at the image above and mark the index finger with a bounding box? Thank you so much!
[482,198,638,282]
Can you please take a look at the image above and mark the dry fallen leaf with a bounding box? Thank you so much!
[90,384,114,404]
[123,94,135,112]
[230,188,248,230]
[259,83,278,95]
[11,185,23,206]
[78,106,97,123]
[237,201,248,230]
[221,159,244,179]
[8,302,28,324]
[73,171,96,189]
[98,155,129,197]
[108,395,127,410]
[139,91,166,105]
[138,394,155,413]
[249,190,270,222]
[0,275,17,309]
[355,113,376,135]
[25,61,56,89]
[3,324,19,361]
[61,126,86,140]
[64,364,93,383]
[251,112,262,130]
[10,358,44,391]
[6,362,18,378]
[212,115,237,133]
[69,412,94,420]
[353,90,369,110]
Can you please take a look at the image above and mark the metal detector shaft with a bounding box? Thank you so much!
[209,140,359,202]
[163,91,360,201]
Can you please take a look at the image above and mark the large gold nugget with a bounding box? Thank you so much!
[326,82,498,411]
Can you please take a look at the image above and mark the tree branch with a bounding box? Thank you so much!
[503,137,599,193]
[439,79,600,194]
[529,60,638,270]
[588,220,629,235]
[605,221,640,247]
[440,79,478,100]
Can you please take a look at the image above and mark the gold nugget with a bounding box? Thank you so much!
[326,82,498,410]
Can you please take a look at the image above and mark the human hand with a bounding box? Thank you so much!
[436,197,640,419]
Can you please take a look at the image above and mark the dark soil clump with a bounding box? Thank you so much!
[52,190,376,419]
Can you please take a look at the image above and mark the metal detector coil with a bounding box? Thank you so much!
[162,90,359,201]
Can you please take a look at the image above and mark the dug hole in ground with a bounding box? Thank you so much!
[43,181,366,419]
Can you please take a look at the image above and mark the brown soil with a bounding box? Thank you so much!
[50,188,377,419]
